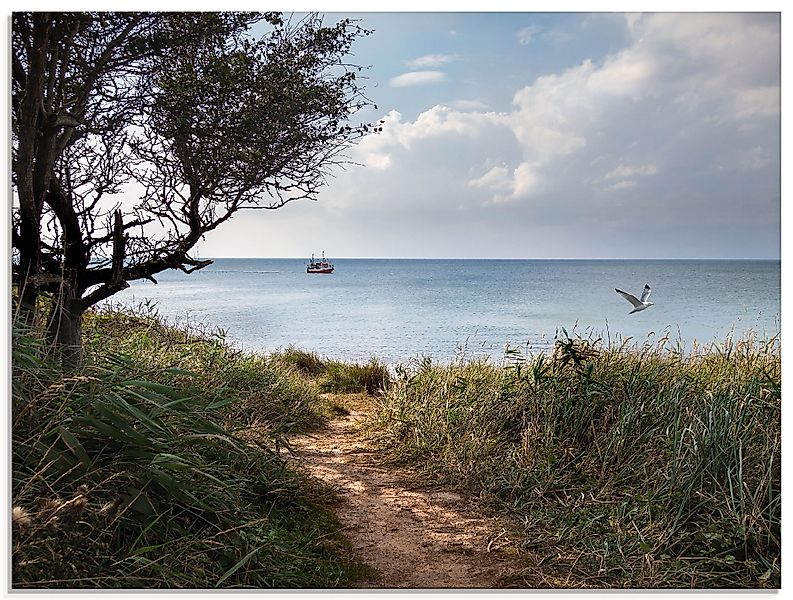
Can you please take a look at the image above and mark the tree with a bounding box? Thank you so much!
[12,12,376,367]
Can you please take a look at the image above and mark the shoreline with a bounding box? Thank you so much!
[12,306,781,589]
[94,301,785,368]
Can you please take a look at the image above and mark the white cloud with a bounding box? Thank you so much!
[297,14,779,258]
[509,61,596,161]
[405,54,455,69]
[517,25,541,45]
[467,162,541,205]
[504,13,778,201]
[603,164,658,180]
[345,107,509,184]
[360,106,511,152]
[357,150,391,170]
[519,25,573,45]
[468,166,511,191]
[512,162,541,199]
[730,87,780,120]
[587,50,654,97]
[389,70,448,87]
[741,146,771,171]
[607,180,637,191]
[624,13,643,32]
[361,14,777,213]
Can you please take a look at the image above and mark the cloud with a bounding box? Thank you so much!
[603,164,658,180]
[389,70,448,87]
[607,180,637,191]
[517,25,541,45]
[290,14,780,259]
[624,13,643,31]
[354,107,512,154]
[597,164,657,192]
[468,165,511,192]
[466,161,542,205]
[741,146,771,171]
[502,14,778,206]
[518,24,573,46]
[405,54,455,69]
[512,162,541,198]
[730,86,779,120]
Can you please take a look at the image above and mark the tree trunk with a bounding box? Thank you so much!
[47,292,84,370]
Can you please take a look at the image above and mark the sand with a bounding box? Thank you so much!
[287,395,523,589]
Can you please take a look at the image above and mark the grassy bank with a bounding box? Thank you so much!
[12,305,781,589]
[11,306,365,588]
[273,346,391,396]
[368,333,781,588]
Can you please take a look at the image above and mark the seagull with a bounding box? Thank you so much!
[615,284,654,314]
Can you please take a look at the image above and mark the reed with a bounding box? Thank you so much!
[84,305,333,434]
[318,358,392,396]
[273,346,328,377]
[368,331,781,588]
[270,347,391,396]
[11,305,364,589]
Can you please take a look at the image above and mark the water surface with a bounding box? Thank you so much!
[110,258,780,363]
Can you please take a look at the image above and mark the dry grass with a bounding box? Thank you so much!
[368,331,781,588]
[11,306,365,589]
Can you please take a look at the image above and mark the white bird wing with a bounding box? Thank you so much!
[640,284,652,303]
[615,288,642,308]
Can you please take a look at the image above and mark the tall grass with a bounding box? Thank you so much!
[270,346,391,396]
[12,306,363,588]
[318,359,391,396]
[369,332,780,588]
[84,305,332,435]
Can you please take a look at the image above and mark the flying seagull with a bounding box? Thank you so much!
[615,284,654,314]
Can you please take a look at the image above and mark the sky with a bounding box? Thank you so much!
[192,11,781,260]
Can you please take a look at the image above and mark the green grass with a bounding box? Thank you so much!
[269,347,391,396]
[318,358,391,396]
[84,306,332,435]
[367,331,780,588]
[11,306,365,588]
[273,346,327,377]
[14,302,780,589]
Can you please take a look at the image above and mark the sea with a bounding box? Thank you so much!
[109,258,781,365]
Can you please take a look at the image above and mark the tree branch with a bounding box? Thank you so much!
[79,210,130,309]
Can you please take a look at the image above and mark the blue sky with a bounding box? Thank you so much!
[208,13,779,258]
[340,13,636,121]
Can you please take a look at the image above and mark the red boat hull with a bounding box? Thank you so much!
[307,252,334,273]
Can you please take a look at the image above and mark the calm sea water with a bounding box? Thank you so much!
[110,259,780,364]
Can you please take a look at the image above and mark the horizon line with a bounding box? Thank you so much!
[198,256,781,261]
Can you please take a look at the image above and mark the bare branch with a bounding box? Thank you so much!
[79,210,129,309]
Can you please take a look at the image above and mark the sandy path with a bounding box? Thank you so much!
[288,398,521,589]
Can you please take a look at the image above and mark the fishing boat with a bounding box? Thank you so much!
[307,251,334,274]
